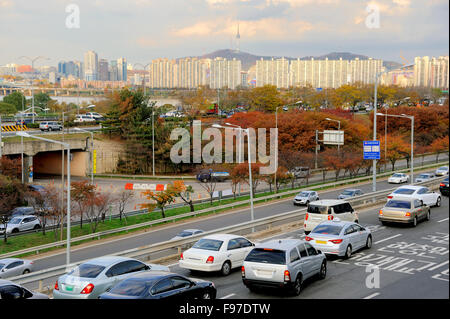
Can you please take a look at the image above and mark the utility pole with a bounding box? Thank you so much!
[372,72,379,192]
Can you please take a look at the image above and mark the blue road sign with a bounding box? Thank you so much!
[364,141,380,160]
[316,88,323,92]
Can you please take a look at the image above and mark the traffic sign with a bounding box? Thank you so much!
[364,141,380,160]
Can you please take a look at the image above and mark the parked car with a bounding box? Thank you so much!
[304,200,359,234]
[379,198,431,227]
[435,166,449,176]
[39,121,62,131]
[98,272,216,300]
[171,229,204,241]
[415,173,436,183]
[388,173,410,184]
[74,114,96,123]
[53,256,170,299]
[15,118,33,126]
[337,189,364,199]
[440,177,449,196]
[0,258,34,279]
[0,215,41,235]
[305,220,372,258]
[293,191,319,206]
[196,170,230,183]
[288,167,310,179]
[241,239,327,295]
[387,185,441,207]
[9,206,35,217]
[0,280,48,299]
[179,234,255,276]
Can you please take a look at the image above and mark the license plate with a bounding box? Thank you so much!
[316,240,327,244]
[65,285,74,292]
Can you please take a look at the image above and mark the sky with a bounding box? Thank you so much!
[0,0,448,66]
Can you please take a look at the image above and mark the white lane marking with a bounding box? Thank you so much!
[374,234,402,244]
[363,292,380,299]
[438,218,449,223]
[428,260,449,271]
[168,262,179,268]
[220,293,236,299]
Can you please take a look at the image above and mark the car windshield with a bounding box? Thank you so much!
[192,239,223,251]
[393,188,415,195]
[298,192,311,197]
[307,204,328,215]
[341,190,355,195]
[438,167,447,170]
[392,174,403,177]
[68,263,106,278]
[312,224,343,235]
[245,248,286,265]
[8,218,21,224]
[176,231,193,237]
[419,174,429,178]
[109,279,151,296]
[385,200,411,209]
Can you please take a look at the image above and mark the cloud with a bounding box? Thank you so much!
[0,1,13,8]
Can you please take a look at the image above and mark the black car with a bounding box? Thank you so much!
[196,170,230,183]
[98,272,216,300]
[440,177,449,196]
[15,119,33,126]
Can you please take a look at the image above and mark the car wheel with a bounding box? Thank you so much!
[412,216,418,227]
[220,261,231,276]
[23,269,30,275]
[436,197,441,207]
[12,228,19,233]
[292,275,302,296]
[365,235,372,249]
[344,245,352,259]
[33,224,41,230]
[318,261,327,279]
[426,210,431,221]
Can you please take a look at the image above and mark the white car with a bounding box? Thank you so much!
[415,173,436,183]
[74,115,96,123]
[0,215,41,235]
[387,185,442,207]
[388,173,409,184]
[0,258,34,279]
[293,191,319,206]
[170,229,204,241]
[179,234,255,276]
[435,166,449,176]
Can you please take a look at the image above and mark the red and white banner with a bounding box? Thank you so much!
[125,183,167,191]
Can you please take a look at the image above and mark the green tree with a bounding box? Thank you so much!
[2,91,26,111]
[0,102,17,114]
[248,85,283,112]
[33,92,52,109]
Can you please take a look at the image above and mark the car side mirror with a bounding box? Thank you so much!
[317,250,322,254]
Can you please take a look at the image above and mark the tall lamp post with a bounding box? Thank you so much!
[18,56,50,124]
[74,127,94,185]
[376,113,415,183]
[16,132,72,266]
[225,122,243,194]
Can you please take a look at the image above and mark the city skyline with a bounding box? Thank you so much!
[0,0,448,65]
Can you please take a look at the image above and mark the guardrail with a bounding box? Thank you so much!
[1,161,447,259]
[7,176,444,291]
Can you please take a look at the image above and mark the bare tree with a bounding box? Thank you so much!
[115,189,134,223]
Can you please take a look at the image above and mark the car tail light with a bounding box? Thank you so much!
[329,239,343,244]
[379,210,383,216]
[241,266,245,277]
[328,215,334,220]
[80,283,94,294]
[54,281,59,291]
[440,183,445,187]
[405,212,411,217]
[387,196,393,199]
[305,236,313,241]
[206,256,214,264]
[180,252,184,260]
[284,270,291,282]
[305,213,309,220]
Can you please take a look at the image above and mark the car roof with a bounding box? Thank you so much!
[343,188,360,191]
[120,271,177,282]
[201,233,244,241]
[309,199,348,206]
[0,258,23,263]
[298,190,314,194]
[395,185,425,190]
[181,229,202,232]
[0,279,18,287]
[254,239,305,250]
[81,256,136,266]
[314,220,355,228]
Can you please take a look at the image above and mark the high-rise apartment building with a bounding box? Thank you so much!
[209,58,241,89]
[98,59,109,81]
[58,61,81,78]
[117,58,127,82]
[414,56,449,89]
[84,50,98,81]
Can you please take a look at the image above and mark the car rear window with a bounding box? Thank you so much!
[307,204,328,215]
[311,224,343,235]
[68,263,106,278]
[393,188,415,195]
[385,200,411,209]
[245,248,286,265]
[298,192,311,197]
[109,279,151,297]
[341,190,355,195]
[177,231,193,237]
[192,239,223,251]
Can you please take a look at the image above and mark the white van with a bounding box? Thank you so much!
[304,200,359,234]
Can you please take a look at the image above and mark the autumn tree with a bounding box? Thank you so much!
[247,85,284,113]
[114,189,135,222]
[0,157,22,180]
[140,182,180,219]
[0,176,25,243]
[382,134,410,171]
[71,180,96,229]
[172,180,195,212]
[430,136,449,163]
[231,162,265,194]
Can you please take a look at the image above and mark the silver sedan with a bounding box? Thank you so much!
[53,256,170,299]
[305,220,372,259]
[0,258,34,279]
[0,279,48,299]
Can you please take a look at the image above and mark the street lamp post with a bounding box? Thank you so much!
[274,107,279,193]
[376,113,415,183]
[16,132,72,266]
[74,127,94,184]
[225,122,243,195]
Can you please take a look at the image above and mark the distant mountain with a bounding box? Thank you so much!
[181,49,402,71]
